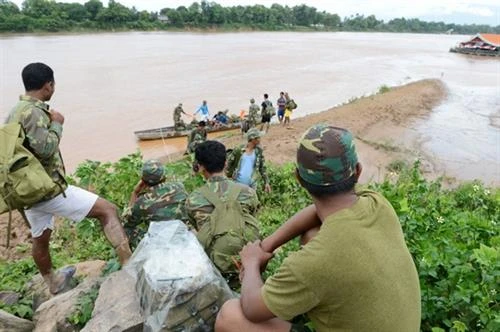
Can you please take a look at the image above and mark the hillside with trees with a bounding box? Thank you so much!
[1,0,499,34]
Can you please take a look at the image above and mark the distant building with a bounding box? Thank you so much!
[450,33,500,57]
[158,15,169,23]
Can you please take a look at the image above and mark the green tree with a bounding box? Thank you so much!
[84,0,102,20]
[0,0,20,16]
[21,0,56,18]
[96,0,133,25]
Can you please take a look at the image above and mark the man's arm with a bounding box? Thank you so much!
[260,204,320,253]
[257,149,270,187]
[22,109,63,159]
[240,241,276,322]
[225,147,241,178]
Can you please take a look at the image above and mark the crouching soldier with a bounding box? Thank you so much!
[124,159,189,249]
[186,141,260,287]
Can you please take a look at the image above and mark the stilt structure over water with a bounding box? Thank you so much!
[450,33,500,57]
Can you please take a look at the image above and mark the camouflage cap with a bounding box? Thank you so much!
[246,128,262,141]
[297,124,358,186]
[142,159,165,185]
[250,98,255,103]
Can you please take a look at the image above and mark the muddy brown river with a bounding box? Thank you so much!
[1,32,498,184]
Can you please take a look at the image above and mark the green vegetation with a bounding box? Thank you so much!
[378,85,391,94]
[67,284,100,328]
[0,0,498,33]
[0,154,498,330]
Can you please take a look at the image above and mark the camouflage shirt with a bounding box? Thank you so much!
[6,95,66,190]
[248,103,260,126]
[185,175,259,230]
[187,128,207,152]
[125,181,188,247]
[173,105,185,123]
[226,145,269,187]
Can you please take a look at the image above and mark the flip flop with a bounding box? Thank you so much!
[50,265,77,295]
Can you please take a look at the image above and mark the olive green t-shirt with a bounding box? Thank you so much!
[262,189,421,332]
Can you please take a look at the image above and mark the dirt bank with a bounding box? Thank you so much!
[220,79,447,183]
[0,79,446,260]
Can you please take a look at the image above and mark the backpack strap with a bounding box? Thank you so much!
[199,182,242,208]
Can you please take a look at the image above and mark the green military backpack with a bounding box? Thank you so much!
[196,184,260,275]
[0,123,60,214]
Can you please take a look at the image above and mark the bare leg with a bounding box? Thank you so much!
[215,299,291,332]
[34,229,75,294]
[87,198,132,265]
[33,229,52,276]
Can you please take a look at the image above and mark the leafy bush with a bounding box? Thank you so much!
[378,84,391,94]
[0,155,498,331]
[370,162,499,331]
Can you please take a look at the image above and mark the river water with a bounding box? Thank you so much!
[0,32,498,185]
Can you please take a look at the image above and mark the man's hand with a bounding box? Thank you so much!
[240,240,274,272]
[133,180,146,195]
[49,110,65,124]
[264,183,272,193]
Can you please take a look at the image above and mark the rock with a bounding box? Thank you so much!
[0,309,35,332]
[0,291,20,306]
[32,277,101,332]
[74,260,106,279]
[81,269,143,332]
[25,260,107,311]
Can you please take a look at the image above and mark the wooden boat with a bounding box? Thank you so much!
[134,122,242,141]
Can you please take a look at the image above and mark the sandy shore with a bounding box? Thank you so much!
[0,79,446,259]
[220,78,447,184]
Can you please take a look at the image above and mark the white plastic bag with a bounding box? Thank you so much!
[126,220,234,332]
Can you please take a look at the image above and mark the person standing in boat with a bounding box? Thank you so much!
[194,100,210,122]
[173,103,188,131]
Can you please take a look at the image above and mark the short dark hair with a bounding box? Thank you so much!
[297,169,357,199]
[22,63,54,91]
[198,121,206,127]
[195,140,226,173]
[264,93,269,99]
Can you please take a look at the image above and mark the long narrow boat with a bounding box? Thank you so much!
[134,122,242,141]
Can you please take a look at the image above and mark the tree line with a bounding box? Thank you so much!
[1,0,499,34]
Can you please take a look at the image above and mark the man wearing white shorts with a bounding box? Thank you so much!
[6,63,132,295]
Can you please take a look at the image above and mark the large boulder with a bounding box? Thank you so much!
[32,277,101,332]
[81,269,143,332]
[0,309,34,332]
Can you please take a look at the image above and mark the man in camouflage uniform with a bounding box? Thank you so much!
[215,124,421,332]
[186,120,207,154]
[186,140,260,283]
[124,159,189,249]
[226,128,271,192]
[173,103,188,131]
[5,63,131,294]
[247,98,260,129]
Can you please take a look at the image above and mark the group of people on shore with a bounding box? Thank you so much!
[4,62,422,332]
[174,91,298,137]
[246,91,297,133]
